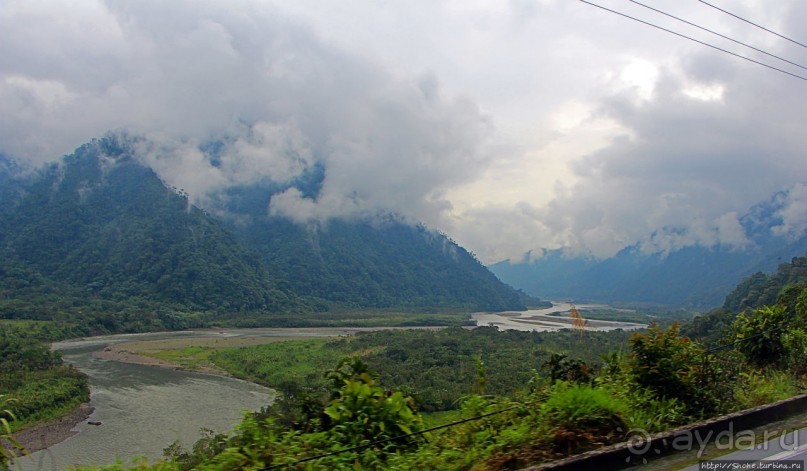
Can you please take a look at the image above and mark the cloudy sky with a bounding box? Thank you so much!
[1,0,806,263]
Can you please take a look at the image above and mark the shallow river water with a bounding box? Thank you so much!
[19,332,274,471]
[17,312,640,470]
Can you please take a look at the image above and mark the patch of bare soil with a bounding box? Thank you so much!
[11,403,94,454]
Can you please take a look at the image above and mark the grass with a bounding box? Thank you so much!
[571,309,653,324]
[421,409,465,428]
[210,339,350,388]
[132,337,350,389]
[3,369,89,431]
[0,319,52,328]
[213,309,475,328]
[145,346,219,371]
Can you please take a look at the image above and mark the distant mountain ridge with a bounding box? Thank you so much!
[0,135,528,321]
[490,190,807,308]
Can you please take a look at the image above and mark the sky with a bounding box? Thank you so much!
[1,0,806,263]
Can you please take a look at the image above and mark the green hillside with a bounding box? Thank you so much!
[0,135,528,333]
[239,218,525,311]
[0,137,301,314]
[683,255,807,341]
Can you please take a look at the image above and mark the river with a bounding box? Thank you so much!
[472,302,646,332]
[19,331,274,471]
[16,313,641,470]
[18,327,422,470]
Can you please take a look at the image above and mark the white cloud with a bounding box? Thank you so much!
[0,0,805,264]
[638,212,751,257]
[773,184,807,239]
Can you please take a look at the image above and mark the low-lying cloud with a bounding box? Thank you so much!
[2,0,806,264]
[0,0,494,230]
[514,54,807,259]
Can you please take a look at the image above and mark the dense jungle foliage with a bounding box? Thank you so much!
[0,322,89,461]
[202,327,634,412]
[3,266,807,469]
[683,255,807,342]
[1,134,805,468]
[0,323,89,468]
[0,142,300,314]
[723,256,807,312]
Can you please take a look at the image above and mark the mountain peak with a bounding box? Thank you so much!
[0,135,528,320]
[490,187,807,308]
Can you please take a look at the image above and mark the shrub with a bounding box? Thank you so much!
[732,305,790,367]
[734,369,798,409]
[541,383,628,453]
[627,323,717,417]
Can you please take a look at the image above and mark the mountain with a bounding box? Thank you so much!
[682,255,807,342]
[0,134,527,326]
[0,155,24,206]
[722,255,807,313]
[490,192,807,308]
[236,217,525,311]
[0,136,302,313]
[203,167,527,311]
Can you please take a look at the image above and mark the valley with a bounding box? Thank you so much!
[0,137,804,470]
[15,318,635,469]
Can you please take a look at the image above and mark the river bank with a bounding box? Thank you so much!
[16,327,428,463]
[10,336,249,458]
[20,335,274,470]
[12,403,94,454]
[93,345,231,376]
[92,326,447,376]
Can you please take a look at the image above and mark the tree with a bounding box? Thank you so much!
[627,323,716,416]
[732,304,790,366]
[323,357,423,449]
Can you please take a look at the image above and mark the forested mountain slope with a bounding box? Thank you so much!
[237,217,524,311]
[683,255,807,341]
[0,135,527,327]
[722,256,807,312]
[0,137,301,313]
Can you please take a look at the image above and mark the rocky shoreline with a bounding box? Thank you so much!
[12,403,95,454]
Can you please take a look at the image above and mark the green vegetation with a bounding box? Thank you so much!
[0,324,89,456]
[565,305,693,326]
[0,134,536,335]
[0,324,88,469]
[70,273,807,470]
[1,395,25,470]
[2,135,806,468]
[724,257,807,313]
[540,382,629,446]
[626,323,718,415]
[72,304,805,470]
[238,218,530,312]
[0,308,473,345]
[148,327,633,413]
[209,338,336,391]
[210,308,474,329]
[685,256,807,342]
